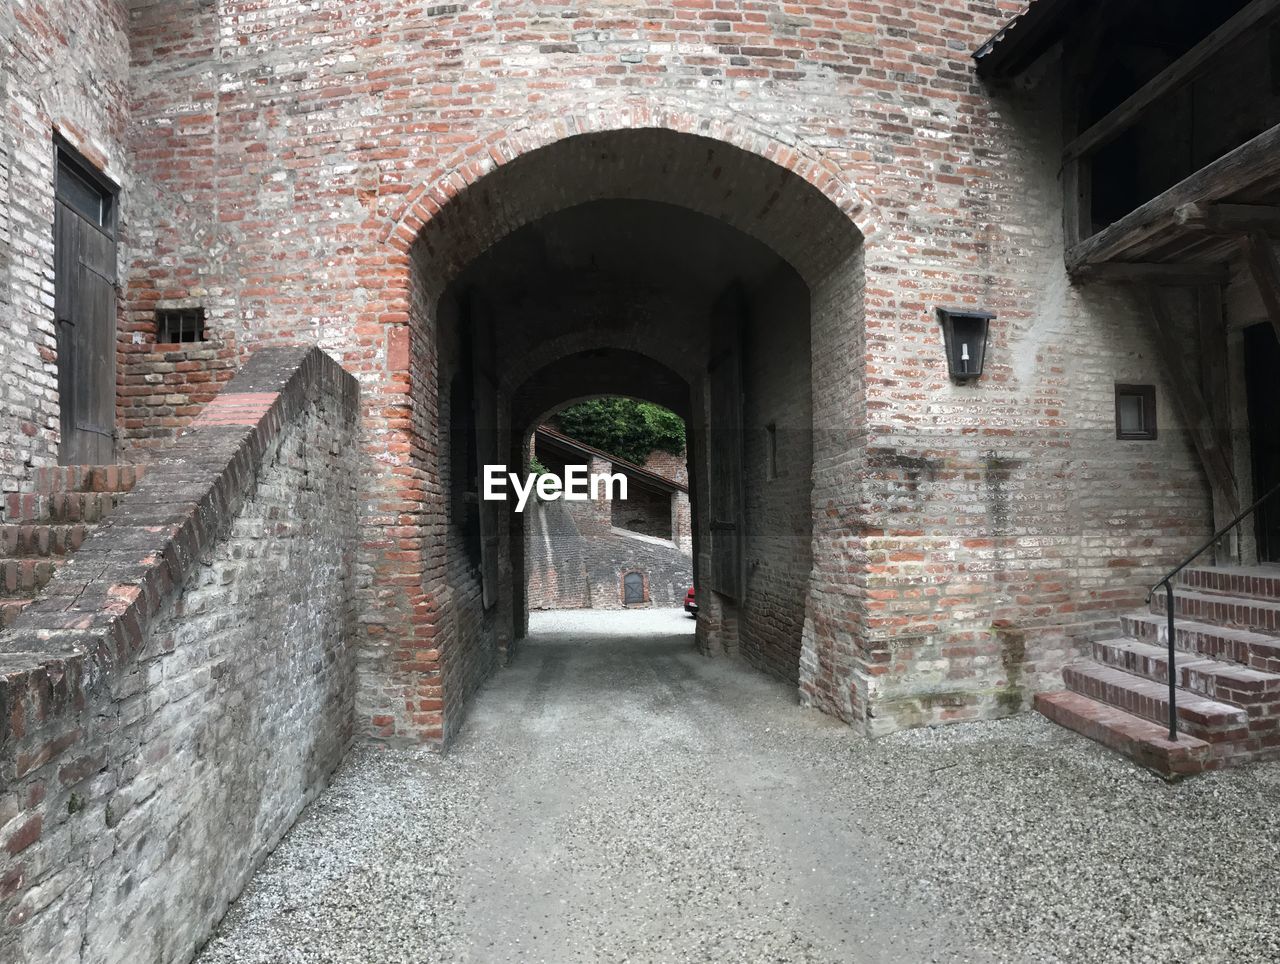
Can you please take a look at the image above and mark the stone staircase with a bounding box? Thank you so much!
[1036,565,1280,778]
[0,465,143,628]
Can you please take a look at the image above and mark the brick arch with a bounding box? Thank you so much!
[364,109,872,748]
[510,348,692,451]
[501,334,696,401]
[385,105,872,290]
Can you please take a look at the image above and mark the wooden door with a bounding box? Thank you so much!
[470,295,500,610]
[707,287,745,600]
[1245,323,1280,562]
[54,151,117,465]
[623,571,645,605]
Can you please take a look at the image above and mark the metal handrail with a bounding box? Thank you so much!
[1146,479,1280,741]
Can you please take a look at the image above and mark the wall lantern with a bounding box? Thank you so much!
[937,307,995,383]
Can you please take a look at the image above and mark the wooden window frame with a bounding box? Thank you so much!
[1115,383,1158,440]
[53,135,118,239]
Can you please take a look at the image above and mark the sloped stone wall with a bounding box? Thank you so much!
[0,347,359,964]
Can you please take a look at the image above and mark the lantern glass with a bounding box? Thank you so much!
[937,308,994,382]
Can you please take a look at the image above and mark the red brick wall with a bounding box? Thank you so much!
[118,336,238,451]
[114,0,1218,744]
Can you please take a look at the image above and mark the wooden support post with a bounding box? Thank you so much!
[1059,5,1110,249]
[1142,286,1240,518]
[1241,232,1280,346]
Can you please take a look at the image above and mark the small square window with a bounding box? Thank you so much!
[1115,384,1157,440]
[155,308,206,344]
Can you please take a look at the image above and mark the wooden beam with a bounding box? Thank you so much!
[1067,120,1280,272]
[1059,1,1113,246]
[1196,284,1237,557]
[1064,0,1280,162]
[1177,203,1280,237]
[1141,287,1240,517]
[1241,231,1280,345]
[1078,263,1231,286]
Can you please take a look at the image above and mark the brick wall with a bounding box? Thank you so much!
[740,265,813,684]
[107,0,1221,744]
[0,0,132,490]
[525,455,693,612]
[0,347,360,963]
[118,338,238,452]
[610,483,673,540]
[642,450,689,487]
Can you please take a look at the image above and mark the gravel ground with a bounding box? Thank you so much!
[197,609,1280,964]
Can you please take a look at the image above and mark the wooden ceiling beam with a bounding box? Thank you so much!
[1177,203,1280,237]
[1067,120,1280,273]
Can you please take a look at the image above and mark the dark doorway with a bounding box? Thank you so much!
[1245,323,1280,562]
[54,145,118,465]
[623,571,645,605]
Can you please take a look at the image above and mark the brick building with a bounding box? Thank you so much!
[9,0,1280,955]
[2,0,1280,900]
[525,426,694,612]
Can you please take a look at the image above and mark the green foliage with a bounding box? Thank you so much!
[554,398,686,465]
[529,455,550,477]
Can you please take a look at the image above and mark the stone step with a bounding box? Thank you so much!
[0,598,32,628]
[3,491,123,524]
[1153,588,1280,635]
[1178,566,1280,602]
[1034,690,1212,778]
[1093,638,1280,708]
[0,559,60,598]
[33,464,145,494]
[1062,662,1249,742]
[0,523,90,557]
[1122,612,1280,673]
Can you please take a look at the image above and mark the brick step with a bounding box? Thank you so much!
[1093,638,1280,708]
[0,598,32,628]
[0,559,60,598]
[1153,588,1280,635]
[34,464,145,494]
[0,523,90,557]
[1178,566,1280,603]
[3,491,123,523]
[1122,612,1280,673]
[1062,662,1249,742]
[1034,690,1212,778]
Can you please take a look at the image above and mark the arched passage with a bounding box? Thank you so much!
[371,127,866,745]
[510,352,696,637]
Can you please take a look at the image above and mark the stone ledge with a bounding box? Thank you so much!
[0,345,359,752]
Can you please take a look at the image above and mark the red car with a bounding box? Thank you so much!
[684,586,697,615]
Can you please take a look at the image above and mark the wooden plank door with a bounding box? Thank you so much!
[54,151,117,466]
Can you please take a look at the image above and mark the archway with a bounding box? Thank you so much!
[374,127,866,745]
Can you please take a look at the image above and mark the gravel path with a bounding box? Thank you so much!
[197,609,1280,963]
